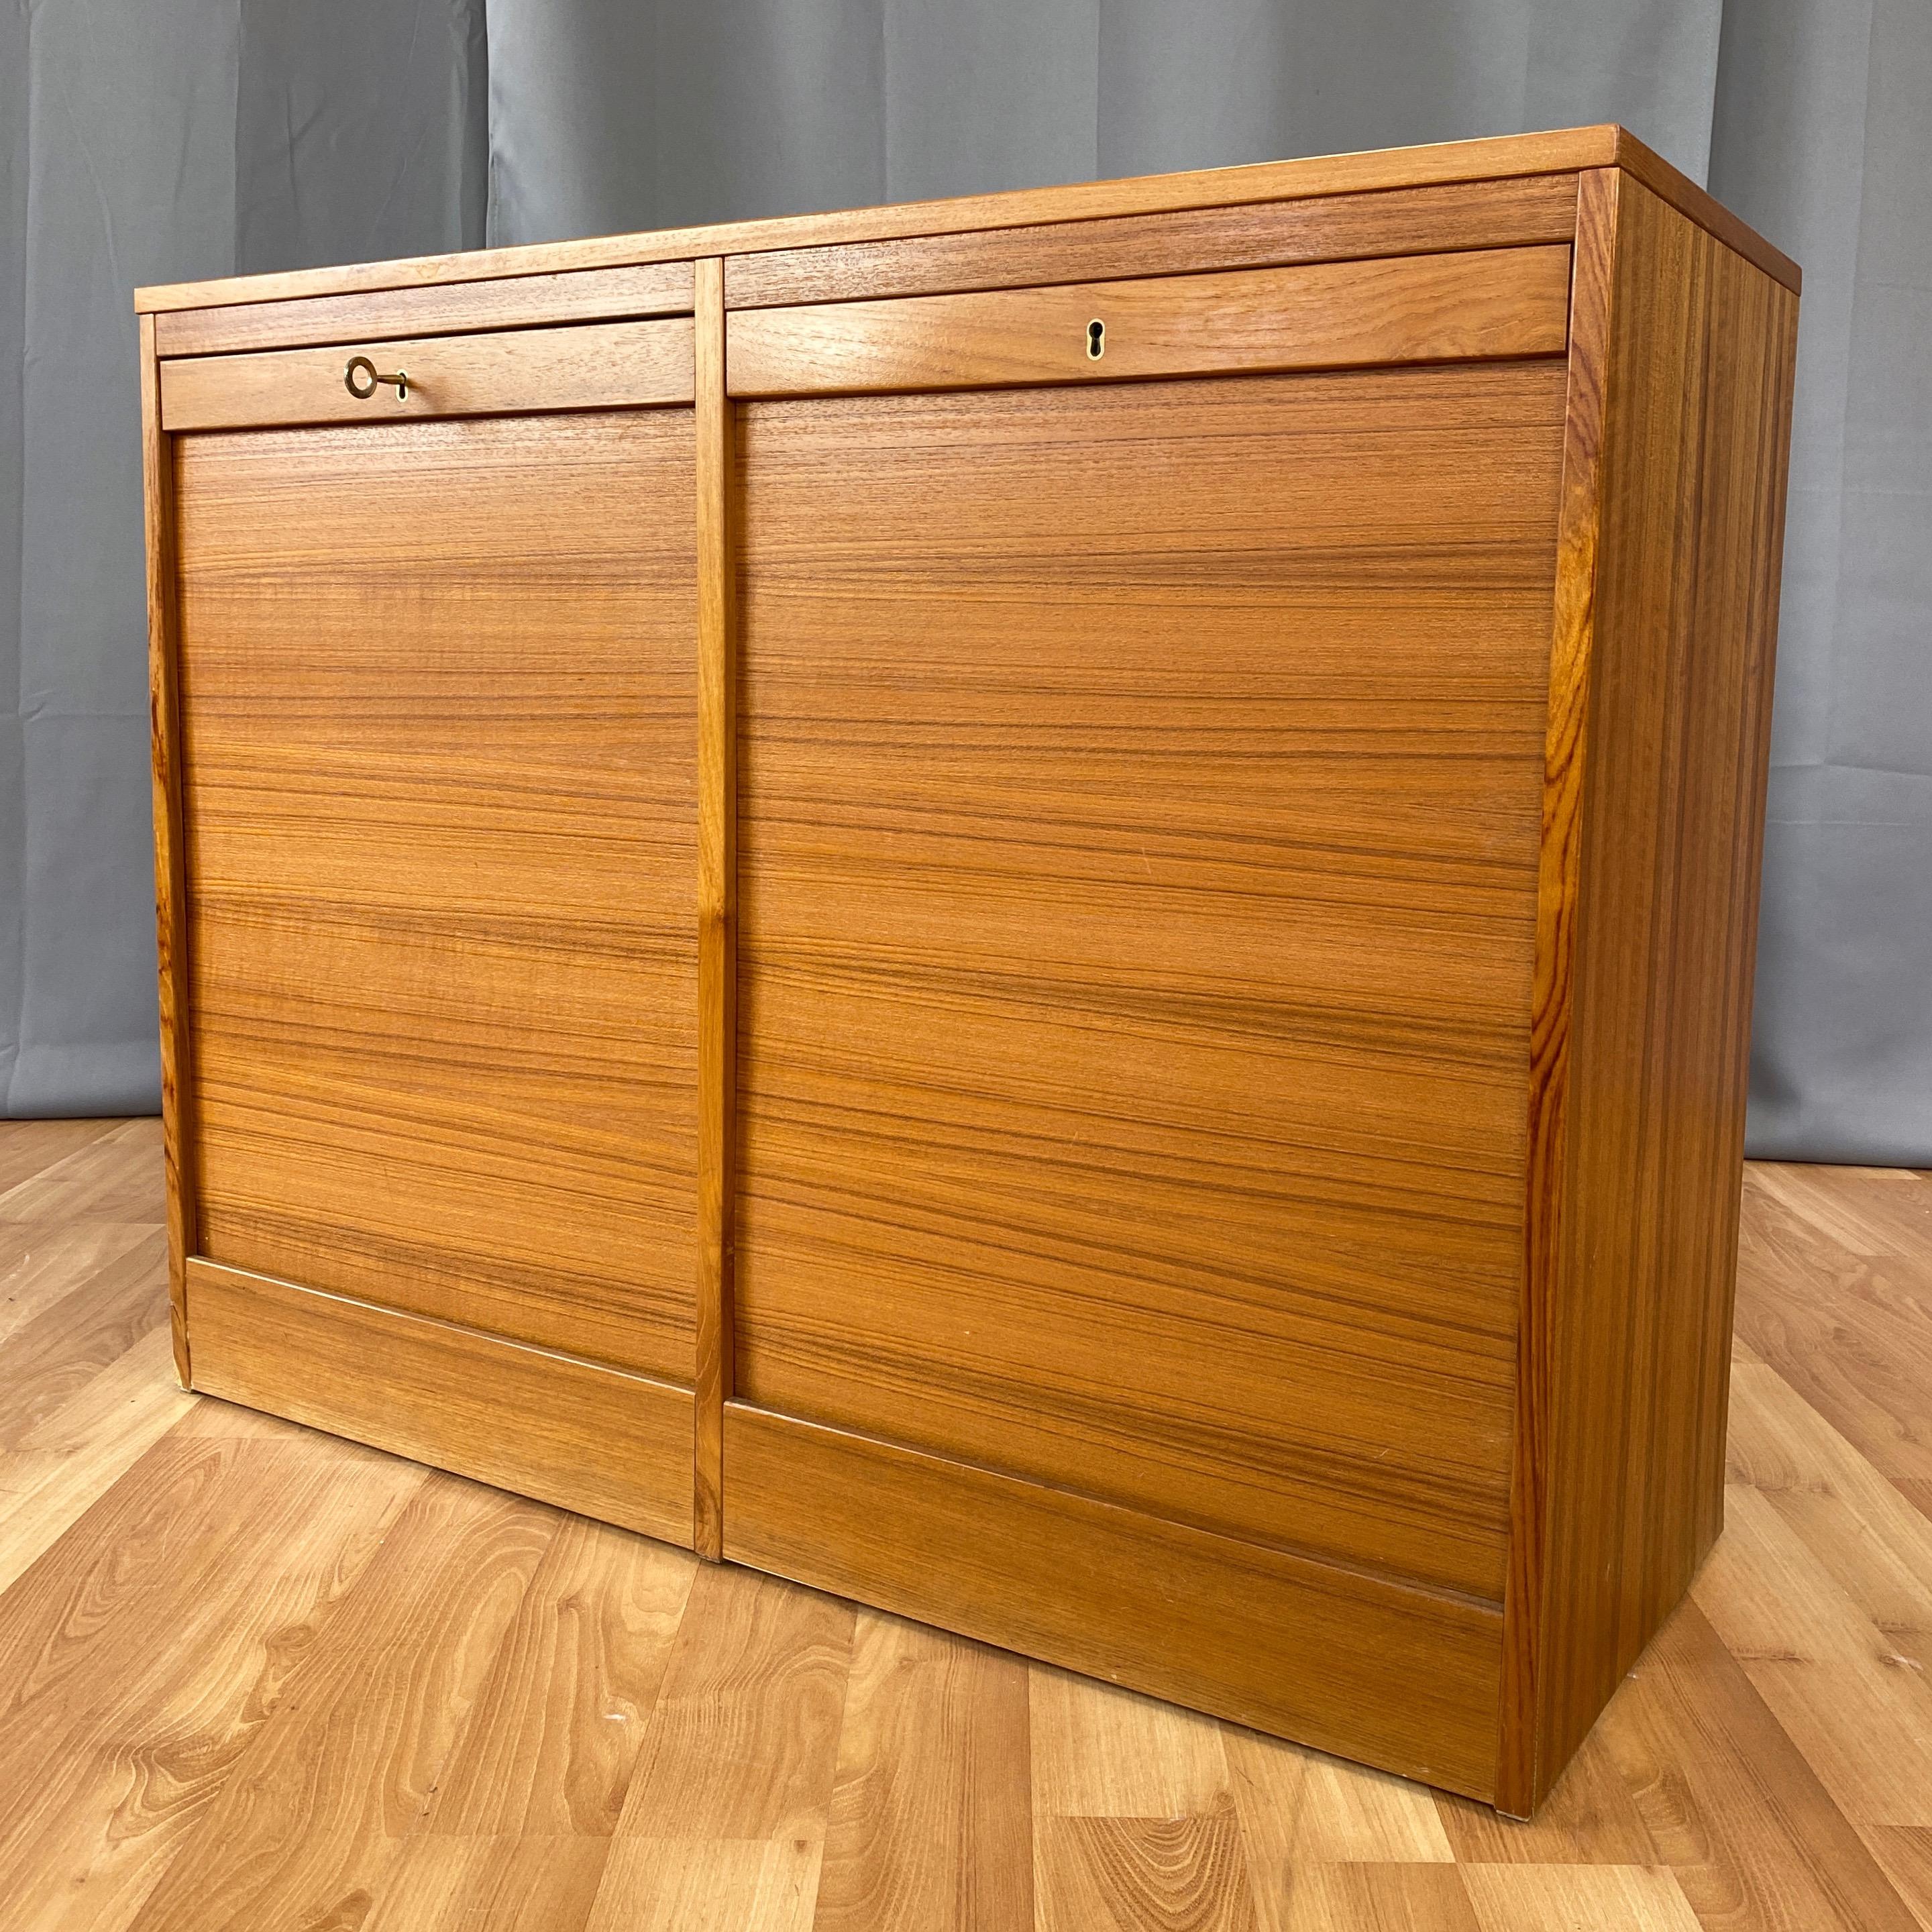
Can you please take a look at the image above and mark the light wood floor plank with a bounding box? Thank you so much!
[0,1123,1927,1926]
[1735,1171,1932,1481]
[814,1611,1033,1932]
[1693,1485,1932,1825]
[0,1327,195,1593]
[0,1229,168,1449]
[1228,1733,1453,1932]
[1727,1359,1932,1678]
[1434,1733,1657,1866]
[1460,1862,1702,1931]
[124,1476,557,1932]
[592,1836,823,1932]
[0,1118,123,1197]
[362,1837,610,1932]
[609,1562,855,1841]
[1031,1664,1234,1819]
[0,1118,164,1224]
[1601,1599,1923,1932]
[0,1222,156,1350]
[1858,1825,1932,1929]
[1035,1810,1260,1932]
[423,1513,696,1837]
[0,1432,425,1932]
[1280,1862,1481,1931]
[586,1563,854,1931]
[1753,1164,1932,1265]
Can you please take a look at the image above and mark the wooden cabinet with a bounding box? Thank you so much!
[138,126,1800,1816]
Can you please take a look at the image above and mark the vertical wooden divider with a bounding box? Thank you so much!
[693,258,736,1560]
[1494,170,1619,1816]
[139,312,199,1391]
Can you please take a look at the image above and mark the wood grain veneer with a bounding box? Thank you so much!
[138,315,195,1389]
[138,131,1799,1816]
[727,246,1570,396]
[188,1257,696,1545]
[722,1403,1505,1801]
[693,258,736,1562]
[159,317,694,431]
[154,260,693,358]
[734,362,1566,1603]
[723,172,1580,309]
[174,409,699,1383]
[1497,169,1802,1815]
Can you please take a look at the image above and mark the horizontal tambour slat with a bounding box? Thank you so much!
[187,1257,697,1548]
[725,173,1579,309]
[722,1403,1504,1801]
[154,260,695,358]
[160,317,694,431]
[727,246,1570,397]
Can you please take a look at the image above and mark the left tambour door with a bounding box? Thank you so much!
[164,319,699,1544]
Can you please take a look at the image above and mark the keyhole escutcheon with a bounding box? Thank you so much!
[1086,318,1106,360]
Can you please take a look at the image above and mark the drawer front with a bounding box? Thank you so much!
[154,260,694,358]
[728,242,1570,396]
[724,174,1580,309]
[159,316,694,431]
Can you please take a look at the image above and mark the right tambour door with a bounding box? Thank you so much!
[725,250,1570,1793]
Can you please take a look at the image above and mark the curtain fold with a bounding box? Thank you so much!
[1709,0,1932,1163]
[2,0,1925,1161]
[0,0,487,1116]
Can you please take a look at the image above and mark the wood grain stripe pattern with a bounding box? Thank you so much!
[160,317,694,431]
[735,361,1568,1605]
[154,260,694,358]
[693,258,737,1562]
[138,315,195,1389]
[188,1256,696,1546]
[723,172,1580,309]
[1496,164,1624,1819]
[728,246,1570,397]
[722,1401,1505,1801]
[174,410,700,1385]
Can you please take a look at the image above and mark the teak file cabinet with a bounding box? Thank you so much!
[138,127,1800,1816]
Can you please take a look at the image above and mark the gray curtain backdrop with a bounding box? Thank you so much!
[3,1,1925,1161]
[0,0,486,1115]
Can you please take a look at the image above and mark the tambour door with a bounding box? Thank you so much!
[164,320,700,1544]
[724,250,1572,1793]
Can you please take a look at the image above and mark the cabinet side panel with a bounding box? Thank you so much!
[1527,173,1799,1804]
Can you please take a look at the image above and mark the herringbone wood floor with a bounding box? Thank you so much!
[1,1118,1929,1930]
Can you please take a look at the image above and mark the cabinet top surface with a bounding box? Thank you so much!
[134,123,1799,317]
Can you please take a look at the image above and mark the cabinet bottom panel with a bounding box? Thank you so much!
[186,1257,695,1549]
[720,1401,1504,1801]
